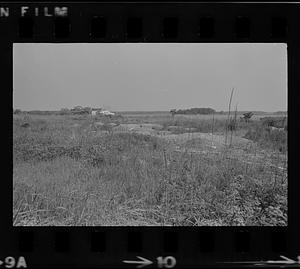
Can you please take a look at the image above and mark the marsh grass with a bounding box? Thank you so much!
[244,122,287,153]
[13,114,287,226]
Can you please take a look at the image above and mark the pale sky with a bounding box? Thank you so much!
[13,43,287,112]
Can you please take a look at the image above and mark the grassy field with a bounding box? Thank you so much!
[13,112,287,226]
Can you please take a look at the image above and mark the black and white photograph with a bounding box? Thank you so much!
[13,43,287,226]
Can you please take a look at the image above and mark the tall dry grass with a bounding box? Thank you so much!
[13,114,287,226]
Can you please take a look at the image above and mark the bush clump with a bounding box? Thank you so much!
[244,124,287,152]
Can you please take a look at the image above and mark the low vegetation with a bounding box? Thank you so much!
[13,113,287,226]
[171,107,216,115]
[244,122,287,153]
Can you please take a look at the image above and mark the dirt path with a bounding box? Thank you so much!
[112,123,253,148]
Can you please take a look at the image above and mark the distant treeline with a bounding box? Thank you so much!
[172,108,216,115]
[274,111,288,115]
[13,109,60,115]
[13,108,287,116]
[19,110,60,115]
[172,108,287,115]
[13,107,87,115]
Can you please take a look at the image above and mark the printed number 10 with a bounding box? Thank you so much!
[157,256,176,268]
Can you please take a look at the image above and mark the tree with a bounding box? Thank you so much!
[83,107,92,113]
[70,106,91,115]
[242,112,254,123]
[170,109,177,117]
[60,108,70,115]
[73,106,83,110]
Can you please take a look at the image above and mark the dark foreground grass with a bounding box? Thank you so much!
[13,115,287,226]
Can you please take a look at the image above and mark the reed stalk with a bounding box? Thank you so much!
[225,87,234,146]
[230,103,238,146]
[211,111,215,147]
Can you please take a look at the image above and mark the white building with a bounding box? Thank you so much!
[91,108,102,116]
[90,108,115,116]
[99,110,115,116]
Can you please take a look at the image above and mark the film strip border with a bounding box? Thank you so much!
[0,3,297,42]
[1,2,300,268]
[4,229,292,268]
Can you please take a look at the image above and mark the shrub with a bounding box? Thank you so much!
[244,124,287,152]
